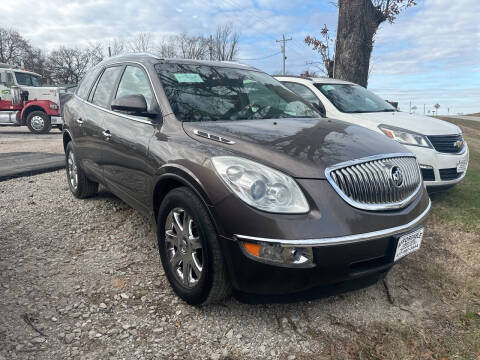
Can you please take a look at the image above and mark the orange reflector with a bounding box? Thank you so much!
[384,129,395,139]
[243,242,260,257]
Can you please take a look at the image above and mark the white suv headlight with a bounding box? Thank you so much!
[379,125,431,148]
[211,156,309,214]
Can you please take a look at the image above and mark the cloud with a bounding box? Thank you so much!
[1,0,478,113]
[372,0,480,76]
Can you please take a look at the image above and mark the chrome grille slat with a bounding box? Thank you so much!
[326,153,422,211]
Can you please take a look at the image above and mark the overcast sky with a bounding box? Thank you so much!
[4,0,480,114]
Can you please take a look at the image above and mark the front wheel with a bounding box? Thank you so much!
[157,187,231,305]
[65,142,98,198]
[26,111,52,134]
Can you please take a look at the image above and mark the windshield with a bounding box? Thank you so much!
[315,83,396,113]
[155,63,319,122]
[14,72,43,87]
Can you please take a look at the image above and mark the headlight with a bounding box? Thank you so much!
[211,156,309,214]
[49,103,59,110]
[379,125,431,148]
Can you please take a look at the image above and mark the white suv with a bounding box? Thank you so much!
[275,75,469,190]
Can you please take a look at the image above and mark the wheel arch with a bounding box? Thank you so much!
[63,129,73,151]
[152,165,222,235]
[21,104,48,125]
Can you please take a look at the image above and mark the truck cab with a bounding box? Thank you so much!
[0,64,63,133]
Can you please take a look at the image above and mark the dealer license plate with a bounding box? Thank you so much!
[457,159,468,173]
[394,227,424,262]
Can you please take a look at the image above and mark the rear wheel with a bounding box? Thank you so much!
[26,111,52,134]
[157,187,231,305]
[65,142,98,198]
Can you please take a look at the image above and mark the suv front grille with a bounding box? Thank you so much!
[427,134,464,153]
[421,168,435,182]
[439,168,462,181]
[326,154,422,211]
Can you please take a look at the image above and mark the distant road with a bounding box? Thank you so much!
[441,115,480,122]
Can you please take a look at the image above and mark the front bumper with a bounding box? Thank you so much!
[210,174,431,295]
[407,143,469,187]
[50,116,63,125]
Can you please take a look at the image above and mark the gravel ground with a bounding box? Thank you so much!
[1,170,478,359]
[0,127,63,154]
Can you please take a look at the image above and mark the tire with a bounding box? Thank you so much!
[157,187,231,305]
[26,111,52,134]
[65,142,98,199]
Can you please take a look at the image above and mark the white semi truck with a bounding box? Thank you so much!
[0,63,63,133]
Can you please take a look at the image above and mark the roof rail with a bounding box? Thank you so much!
[272,74,313,81]
[106,52,164,61]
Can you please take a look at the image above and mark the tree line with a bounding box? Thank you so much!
[0,25,239,86]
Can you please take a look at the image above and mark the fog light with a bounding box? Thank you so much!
[242,242,313,266]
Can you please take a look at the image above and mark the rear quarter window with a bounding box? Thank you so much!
[91,66,123,108]
[76,67,102,100]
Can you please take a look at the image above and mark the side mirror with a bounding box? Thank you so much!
[312,102,326,118]
[111,94,147,115]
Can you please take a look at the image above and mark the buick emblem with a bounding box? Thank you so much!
[453,140,463,148]
[390,166,404,187]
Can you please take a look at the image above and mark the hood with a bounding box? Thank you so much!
[349,111,461,136]
[183,118,409,179]
[20,86,60,103]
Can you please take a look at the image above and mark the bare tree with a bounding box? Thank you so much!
[177,33,209,60]
[157,36,178,58]
[0,27,31,65]
[23,47,52,82]
[128,32,154,53]
[299,69,319,78]
[305,0,416,86]
[212,25,239,61]
[110,38,127,56]
[47,47,92,84]
[86,43,105,65]
[304,24,334,77]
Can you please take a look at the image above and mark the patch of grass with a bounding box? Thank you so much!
[429,118,480,234]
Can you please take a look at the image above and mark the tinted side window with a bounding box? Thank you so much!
[7,72,14,86]
[76,67,101,100]
[283,82,320,106]
[92,66,122,108]
[115,66,154,111]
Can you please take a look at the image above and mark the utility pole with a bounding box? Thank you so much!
[423,104,425,115]
[108,45,112,57]
[209,35,213,61]
[276,34,292,75]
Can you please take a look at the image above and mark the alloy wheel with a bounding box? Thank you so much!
[67,151,78,190]
[164,207,204,287]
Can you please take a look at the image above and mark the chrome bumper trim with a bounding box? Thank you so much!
[51,116,63,125]
[234,199,431,247]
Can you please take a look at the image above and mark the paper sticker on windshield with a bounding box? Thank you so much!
[243,79,256,84]
[174,73,204,83]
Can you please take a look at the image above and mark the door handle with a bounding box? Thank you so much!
[102,130,111,140]
[76,118,84,124]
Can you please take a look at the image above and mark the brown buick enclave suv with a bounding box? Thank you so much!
[62,54,431,305]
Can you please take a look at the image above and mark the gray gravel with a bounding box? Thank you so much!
[0,170,460,359]
[0,127,63,154]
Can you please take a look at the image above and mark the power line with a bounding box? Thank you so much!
[235,51,282,61]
